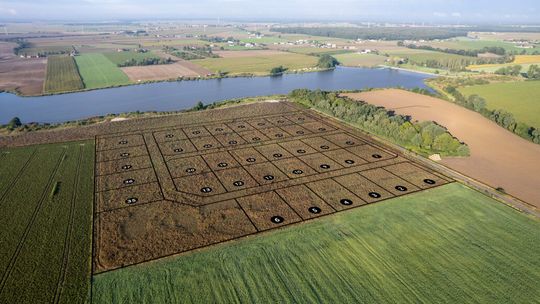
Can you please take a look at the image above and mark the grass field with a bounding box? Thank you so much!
[458,81,540,127]
[91,182,540,303]
[334,53,388,67]
[0,140,94,303]
[424,38,539,54]
[468,55,540,73]
[287,47,353,56]
[103,51,161,66]
[386,49,476,63]
[74,53,130,89]
[44,55,84,93]
[192,52,318,75]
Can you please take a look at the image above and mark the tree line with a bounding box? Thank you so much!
[117,57,173,67]
[271,27,469,41]
[289,89,469,156]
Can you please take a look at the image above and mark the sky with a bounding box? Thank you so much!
[0,0,538,24]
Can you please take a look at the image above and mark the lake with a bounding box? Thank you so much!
[0,67,433,124]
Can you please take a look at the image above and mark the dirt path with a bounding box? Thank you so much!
[344,89,540,208]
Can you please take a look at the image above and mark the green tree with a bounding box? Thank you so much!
[7,117,22,129]
[317,55,339,69]
[270,66,287,76]
[527,64,540,79]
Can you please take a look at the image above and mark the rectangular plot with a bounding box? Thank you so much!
[333,173,394,203]
[323,133,365,148]
[301,137,341,152]
[306,179,364,211]
[282,124,312,137]
[255,144,294,161]
[383,162,449,189]
[245,162,289,184]
[214,133,247,147]
[153,129,187,142]
[227,121,256,132]
[237,130,270,144]
[360,168,420,196]
[183,126,211,138]
[96,168,156,192]
[96,182,163,212]
[229,147,268,165]
[174,172,226,196]
[206,123,234,135]
[346,144,395,162]
[301,121,336,133]
[285,113,317,124]
[214,167,259,191]
[96,155,151,176]
[272,158,317,178]
[190,136,223,151]
[264,127,293,140]
[323,149,368,167]
[96,145,147,162]
[167,156,211,178]
[97,134,145,151]
[265,116,294,127]
[298,153,343,173]
[279,140,318,156]
[276,185,334,219]
[236,191,302,231]
[159,140,197,156]
[201,151,240,171]
[246,118,273,129]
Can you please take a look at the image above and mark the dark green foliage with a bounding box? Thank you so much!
[271,27,468,40]
[405,43,508,57]
[270,66,287,75]
[495,65,522,76]
[289,89,469,156]
[527,65,540,79]
[117,57,173,67]
[317,54,339,69]
[7,117,22,129]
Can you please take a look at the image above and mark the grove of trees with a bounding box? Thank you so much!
[289,89,469,156]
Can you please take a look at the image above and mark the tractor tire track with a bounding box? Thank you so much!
[53,145,83,303]
[0,148,67,294]
[0,149,37,205]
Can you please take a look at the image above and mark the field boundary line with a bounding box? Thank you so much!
[53,145,83,303]
[0,148,67,294]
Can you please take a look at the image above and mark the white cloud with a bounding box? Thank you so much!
[451,12,461,17]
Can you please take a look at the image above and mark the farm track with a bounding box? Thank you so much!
[53,145,83,303]
[0,149,37,205]
[0,148,67,294]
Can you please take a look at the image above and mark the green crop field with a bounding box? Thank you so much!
[92,183,540,303]
[425,38,539,54]
[44,55,85,93]
[288,47,353,56]
[459,81,540,127]
[387,49,476,62]
[240,36,289,44]
[192,53,318,75]
[334,53,388,67]
[103,51,161,66]
[74,53,131,89]
[0,141,94,304]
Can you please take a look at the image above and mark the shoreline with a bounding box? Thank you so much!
[377,64,440,76]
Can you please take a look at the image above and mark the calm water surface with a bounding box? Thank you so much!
[0,67,433,124]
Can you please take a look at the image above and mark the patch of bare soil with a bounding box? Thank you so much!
[345,89,540,207]
[0,42,46,95]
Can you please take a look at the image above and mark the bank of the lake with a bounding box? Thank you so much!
[0,67,433,124]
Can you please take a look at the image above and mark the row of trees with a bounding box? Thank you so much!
[400,42,509,58]
[495,65,522,76]
[444,87,540,144]
[289,89,469,156]
[271,27,468,41]
[117,57,173,67]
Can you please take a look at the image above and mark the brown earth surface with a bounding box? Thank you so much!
[121,50,213,81]
[0,42,46,95]
[344,89,540,207]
